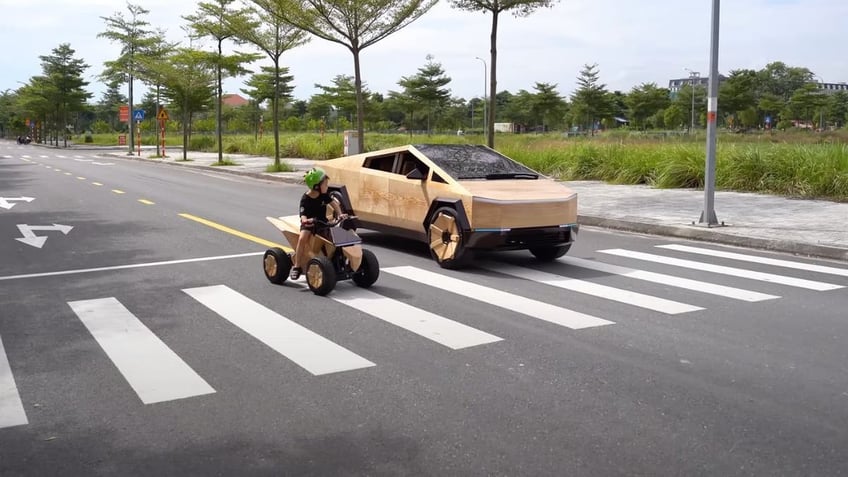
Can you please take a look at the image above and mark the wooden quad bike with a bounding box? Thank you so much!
[263,214,380,296]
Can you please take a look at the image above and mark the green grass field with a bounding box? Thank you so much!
[77,129,848,202]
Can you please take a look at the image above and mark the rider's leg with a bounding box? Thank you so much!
[291,229,312,279]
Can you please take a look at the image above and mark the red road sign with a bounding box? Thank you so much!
[119,105,129,123]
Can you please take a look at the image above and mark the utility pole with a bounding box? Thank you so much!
[699,0,721,226]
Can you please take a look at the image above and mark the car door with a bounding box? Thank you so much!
[356,152,398,224]
[387,152,434,233]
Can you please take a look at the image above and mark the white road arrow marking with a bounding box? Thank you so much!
[0,197,35,210]
[16,224,73,249]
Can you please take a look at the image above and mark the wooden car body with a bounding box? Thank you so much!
[318,144,578,267]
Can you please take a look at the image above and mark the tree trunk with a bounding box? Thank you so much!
[128,72,134,155]
[182,103,189,161]
[273,55,281,167]
[216,40,223,164]
[488,11,498,149]
[352,46,365,154]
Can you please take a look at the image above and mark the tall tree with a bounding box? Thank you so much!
[307,74,362,125]
[236,0,309,167]
[271,0,438,154]
[395,55,452,133]
[625,83,670,129]
[718,69,758,127]
[38,44,92,147]
[757,61,815,103]
[153,42,217,160]
[449,0,559,148]
[135,29,178,156]
[531,82,567,130]
[184,0,262,164]
[569,64,612,134]
[98,2,157,154]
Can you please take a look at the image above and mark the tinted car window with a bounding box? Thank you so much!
[413,144,538,180]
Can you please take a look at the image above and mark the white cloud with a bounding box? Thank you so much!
[1,0,847,103]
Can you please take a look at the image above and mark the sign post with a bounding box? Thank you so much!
[133,110,145,157]
[157,108,169,157]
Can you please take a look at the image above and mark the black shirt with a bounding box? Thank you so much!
[299,192,332,220]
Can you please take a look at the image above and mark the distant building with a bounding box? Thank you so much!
[222,93,250,108]
[812,81,848,95]
[668,74,727,99]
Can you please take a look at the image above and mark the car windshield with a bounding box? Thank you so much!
[413,144,539,180]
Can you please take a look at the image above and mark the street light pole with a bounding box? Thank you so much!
[814,75,825,131]
[699,0,721,226]
[685,69,700,133]
[475,56,487,143]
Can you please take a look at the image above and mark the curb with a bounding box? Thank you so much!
[100,152,306,185]
[578,215,848,262]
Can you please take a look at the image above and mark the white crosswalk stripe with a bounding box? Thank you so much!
[598,249,843,291]
[326,286,503,350]
[68,298,216,405]
[184,285,376,375]
[0,334,28,429]
[559,256,780,302]
[656,244,848,278]
[383,266,614,330]
[477,261,704,314]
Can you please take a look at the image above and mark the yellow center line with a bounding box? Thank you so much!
[179,213,291,251]
[138,199,155,205]
[112,189,125,194]
[92,182,103,186]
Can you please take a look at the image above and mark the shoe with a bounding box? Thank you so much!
[290,267,302,280]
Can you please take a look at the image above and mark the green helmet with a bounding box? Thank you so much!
[304,167,327,190]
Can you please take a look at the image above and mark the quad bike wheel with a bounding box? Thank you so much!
[263,247,293,284]
[352,249,380,288]
[529,245,571,262]
[428,206,470,269]
[306,256,337,296]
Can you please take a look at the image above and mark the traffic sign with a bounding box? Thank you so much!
[157,108,169,121]
[765,115,772,124]
[119,105,129,122]
[133,109,145,121]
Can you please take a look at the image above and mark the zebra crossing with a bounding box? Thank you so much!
[1,243,845,430]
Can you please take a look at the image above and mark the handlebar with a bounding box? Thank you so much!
[309,215,358,228]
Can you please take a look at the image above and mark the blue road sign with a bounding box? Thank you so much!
[765,115,771,124]
[133,109,145,121]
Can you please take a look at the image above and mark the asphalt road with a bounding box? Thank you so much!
[1,141,847,476]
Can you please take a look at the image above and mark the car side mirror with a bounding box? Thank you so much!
[406,168,425,180]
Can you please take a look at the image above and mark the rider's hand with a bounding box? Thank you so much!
[339,213,349,220]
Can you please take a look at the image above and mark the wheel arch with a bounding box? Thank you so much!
[422,198,471,233]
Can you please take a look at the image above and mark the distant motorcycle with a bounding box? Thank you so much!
[16,136,31,144]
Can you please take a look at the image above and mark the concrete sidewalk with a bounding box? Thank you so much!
[95,145,848,262]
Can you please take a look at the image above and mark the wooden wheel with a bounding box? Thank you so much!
[428,207,470,269]
[263,248,292,284]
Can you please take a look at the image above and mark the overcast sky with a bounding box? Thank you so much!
[1,0,846,104]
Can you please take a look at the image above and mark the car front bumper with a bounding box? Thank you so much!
[465,223,579,250]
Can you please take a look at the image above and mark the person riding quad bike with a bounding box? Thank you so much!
[290,167,347,280]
